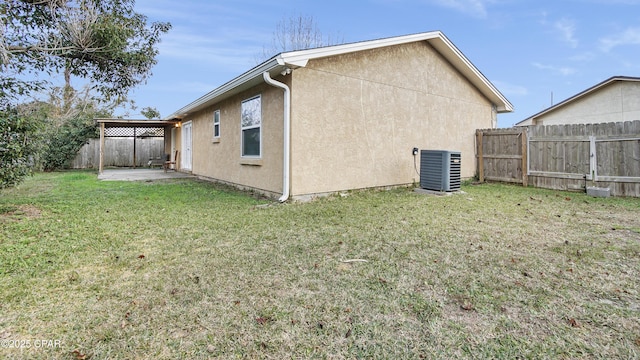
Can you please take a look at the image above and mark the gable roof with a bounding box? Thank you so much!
[516,76,640,126]
[167,31,513,120]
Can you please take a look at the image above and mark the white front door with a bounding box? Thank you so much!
[182,121,192,171]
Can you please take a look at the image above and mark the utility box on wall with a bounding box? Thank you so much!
[420,150,461,192]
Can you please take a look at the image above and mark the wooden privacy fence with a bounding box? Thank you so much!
[476,127,528,186]
[476,120,640,197]
[72,138,165,169]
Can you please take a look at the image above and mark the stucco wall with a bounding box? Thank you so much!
[534,81,640,125]
[289,41,494,196]
[182,83,285,196]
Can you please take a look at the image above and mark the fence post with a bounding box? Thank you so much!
[476,129,484,182]
[521,128,528,187]
[589,135,597,182]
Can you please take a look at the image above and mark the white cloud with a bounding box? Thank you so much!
[554,18,578,48]
[156,26,268,70]
[136,0,246,25]
[149,81,220,95]
[599,27,640,52]
[492,81,528,96]
[569,52,596,62]
[532,62,577,76]
[430,0,490,18]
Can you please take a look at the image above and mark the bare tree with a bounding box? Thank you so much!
[258,14,343,62]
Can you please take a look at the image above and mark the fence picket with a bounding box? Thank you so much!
[72,138,165,169]
[477,120,640,197]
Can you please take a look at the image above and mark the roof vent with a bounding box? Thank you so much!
[420,150,461,192]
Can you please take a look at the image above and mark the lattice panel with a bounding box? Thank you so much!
[105,127,165,137]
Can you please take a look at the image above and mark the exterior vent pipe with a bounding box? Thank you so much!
[263,71,291,202]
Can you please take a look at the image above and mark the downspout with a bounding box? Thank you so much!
[263,71,291,202]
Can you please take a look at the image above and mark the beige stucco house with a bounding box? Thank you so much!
[516,76,640,126]
[166,31,513,201]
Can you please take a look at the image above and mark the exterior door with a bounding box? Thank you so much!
[182,121,192,171]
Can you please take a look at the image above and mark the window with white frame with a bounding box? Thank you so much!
[213,109,220,139]
[241,95,261,157]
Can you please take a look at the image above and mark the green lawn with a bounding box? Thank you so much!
[1,171,639,359]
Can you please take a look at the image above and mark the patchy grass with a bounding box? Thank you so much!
[1,171,639,359]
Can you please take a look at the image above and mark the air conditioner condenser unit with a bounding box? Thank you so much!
[420,150,461,192]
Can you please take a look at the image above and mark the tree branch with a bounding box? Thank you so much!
[1,0,170,102]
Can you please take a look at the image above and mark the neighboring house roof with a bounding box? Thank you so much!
[515,76,640,126]
[167,31,513,120]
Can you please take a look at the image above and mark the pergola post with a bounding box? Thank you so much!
[95,118,179,174]
[99,122,105,174]
[133,126,137,169]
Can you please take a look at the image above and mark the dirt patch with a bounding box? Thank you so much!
[0,204,42,221]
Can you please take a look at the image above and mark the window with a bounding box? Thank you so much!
[241,95,261,157]
[213,109,220,140]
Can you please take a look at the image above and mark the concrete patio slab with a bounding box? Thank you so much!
[98,168,194,181]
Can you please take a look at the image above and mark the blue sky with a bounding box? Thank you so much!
[125,0,640,127]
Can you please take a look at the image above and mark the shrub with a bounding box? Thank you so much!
[0,107,41,188]
[41,115,98,171]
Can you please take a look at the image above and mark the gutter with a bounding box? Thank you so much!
[263,71,291,202]
[165,57,282,120]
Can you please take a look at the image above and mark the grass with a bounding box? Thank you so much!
[1,170,639,359]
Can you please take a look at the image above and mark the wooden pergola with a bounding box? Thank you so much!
[95,118,180,173]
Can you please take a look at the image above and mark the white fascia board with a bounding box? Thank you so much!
[279,31,443,67]
[166,31,514,119]
[166,58,283,119]
[165,33,445,119]
[279,31,513,113]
